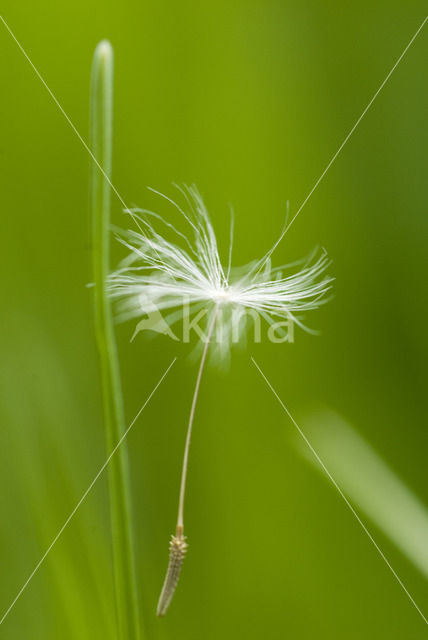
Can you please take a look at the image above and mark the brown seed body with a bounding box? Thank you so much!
[156,531,188,616]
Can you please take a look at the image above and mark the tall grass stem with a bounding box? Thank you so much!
[90,40,141,640]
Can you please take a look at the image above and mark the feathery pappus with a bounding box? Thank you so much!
[108,184,333,357]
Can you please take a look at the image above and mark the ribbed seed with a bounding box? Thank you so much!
[156,530,188,616]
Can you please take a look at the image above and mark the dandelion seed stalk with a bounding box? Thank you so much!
[157,305,219,616]
[90,40,141,640]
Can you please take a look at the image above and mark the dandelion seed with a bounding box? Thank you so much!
[108,184,333,615]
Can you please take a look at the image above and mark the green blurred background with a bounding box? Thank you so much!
[1,1,427,638]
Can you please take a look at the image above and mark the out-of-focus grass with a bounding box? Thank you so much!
[299,409,428,580]
[0,1,427,639]
[0,318,115,639]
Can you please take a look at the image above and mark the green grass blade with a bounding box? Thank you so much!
[90,40,141,640]
[300,409,428,579]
